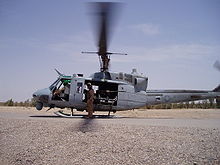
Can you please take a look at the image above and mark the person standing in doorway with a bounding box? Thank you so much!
[86,83,94,118]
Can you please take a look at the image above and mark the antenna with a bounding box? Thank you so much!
[54,69,64,76]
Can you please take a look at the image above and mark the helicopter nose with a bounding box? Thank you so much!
[32,92,38,98]
[32,88,50,102]
[32,88,50,110]
[32,90,42,100]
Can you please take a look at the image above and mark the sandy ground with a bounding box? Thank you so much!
[1,106,220,119]
[1,106,220,165]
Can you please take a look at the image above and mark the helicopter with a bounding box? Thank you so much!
[33,2,220,117]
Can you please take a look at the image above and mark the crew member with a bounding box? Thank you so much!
[53,81,69,100]
[86,83,94,118]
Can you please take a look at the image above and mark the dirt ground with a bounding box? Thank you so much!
[117,108,220,119]
[1,107,220,165]
[1,106,220,119]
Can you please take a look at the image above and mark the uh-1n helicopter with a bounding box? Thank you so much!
[33,2,220,117]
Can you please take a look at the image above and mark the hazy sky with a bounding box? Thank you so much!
[0,0,220,102]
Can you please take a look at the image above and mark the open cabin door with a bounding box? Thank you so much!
[84,80,118,106]
[70,77,85,105]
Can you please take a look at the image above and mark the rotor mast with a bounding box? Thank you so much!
[99,54,110,72]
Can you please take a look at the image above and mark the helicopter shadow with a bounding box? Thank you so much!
[75,118,97,133]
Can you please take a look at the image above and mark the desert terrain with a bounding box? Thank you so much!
[1,106,220,165]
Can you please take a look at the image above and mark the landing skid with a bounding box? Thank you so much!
[54,110,116,118]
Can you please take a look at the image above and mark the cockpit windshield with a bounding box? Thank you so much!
[49,78,60,91]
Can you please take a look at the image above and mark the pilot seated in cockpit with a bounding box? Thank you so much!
[53,81,70,101]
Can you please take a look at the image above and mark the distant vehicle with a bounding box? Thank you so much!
[33,2,220,116]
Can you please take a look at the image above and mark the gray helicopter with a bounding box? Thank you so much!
[33,2,220,116]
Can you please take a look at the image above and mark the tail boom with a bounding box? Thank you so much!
[146,89,220,106]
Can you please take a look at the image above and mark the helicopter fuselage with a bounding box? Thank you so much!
[33,70,220,112]
[33,71,149,111]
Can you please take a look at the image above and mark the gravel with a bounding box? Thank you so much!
[1,115,220,165]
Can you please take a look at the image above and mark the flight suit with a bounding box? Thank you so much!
[87,88,94,118]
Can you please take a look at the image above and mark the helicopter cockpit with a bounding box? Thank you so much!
[49,77,71,101]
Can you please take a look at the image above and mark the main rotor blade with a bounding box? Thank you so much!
[89,2,121,56]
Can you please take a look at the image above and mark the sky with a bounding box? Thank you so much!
[0,0,220,102]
